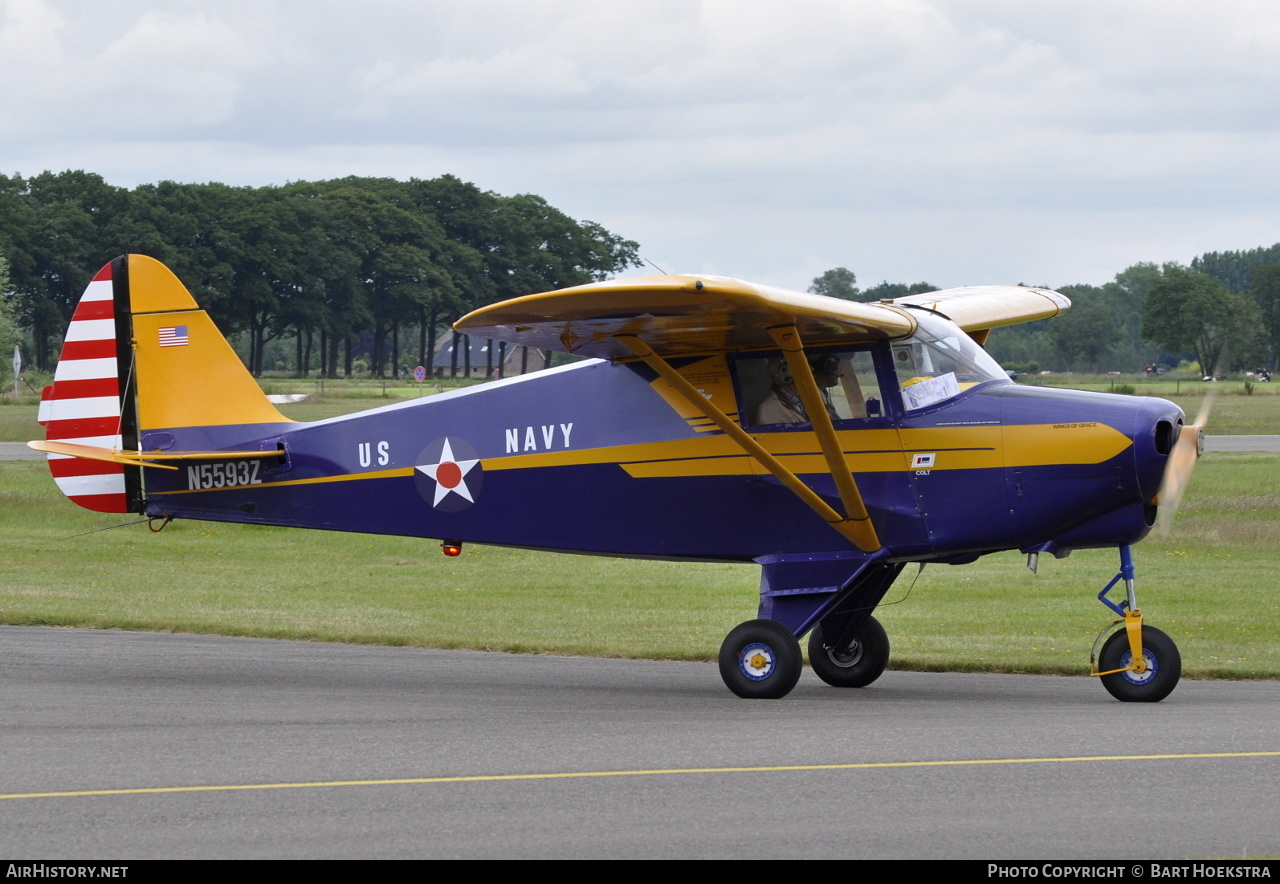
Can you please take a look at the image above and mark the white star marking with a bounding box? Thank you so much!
[415,438,480,507]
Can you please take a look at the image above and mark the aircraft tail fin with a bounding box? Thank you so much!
[37,255,290,513]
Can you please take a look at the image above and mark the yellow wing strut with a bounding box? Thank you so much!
[768,325,881,552]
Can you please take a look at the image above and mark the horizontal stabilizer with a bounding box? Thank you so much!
[29,440,283,470]
[28,440,176,470]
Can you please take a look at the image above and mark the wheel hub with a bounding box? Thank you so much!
[827,640,864,668]
[738,642,776,681]
[1120,649,1158,685]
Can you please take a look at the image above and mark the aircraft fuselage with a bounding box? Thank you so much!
[139,348,1182,567]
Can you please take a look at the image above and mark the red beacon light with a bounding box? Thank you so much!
[441,540,463,557]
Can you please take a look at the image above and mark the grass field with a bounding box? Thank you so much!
[2,377,1276,679]
[1030,373,1280,435]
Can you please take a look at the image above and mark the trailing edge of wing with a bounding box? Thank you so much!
[891,286,1071,332]
[454,275,918,359]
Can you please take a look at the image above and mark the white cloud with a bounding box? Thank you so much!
[0,1,265,139]
[5,0,1280,289]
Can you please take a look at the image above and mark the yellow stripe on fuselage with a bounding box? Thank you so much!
[999,421,1132,468]
[149,423,1132,495]
[485,422,1131,479]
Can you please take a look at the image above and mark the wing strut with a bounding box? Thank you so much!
[768,325,881,553]
[617,335,881,553]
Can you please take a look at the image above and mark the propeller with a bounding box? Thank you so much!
[1155,391,1213,535]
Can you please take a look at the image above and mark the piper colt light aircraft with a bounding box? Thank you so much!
[33,255,1204,701]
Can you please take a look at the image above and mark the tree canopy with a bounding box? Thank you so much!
[1248,264,1280,369]
[858,280,936,302]
[808,267,938,304]
[0,172,641,376]
[1050,287,1120,372]
[1191,244,1280,294]
[808,267,859,300]
[1141,264,1260,378]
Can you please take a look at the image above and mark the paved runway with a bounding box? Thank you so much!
[0,626,1275,859]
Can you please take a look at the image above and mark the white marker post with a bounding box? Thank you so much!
[11,346,19,401]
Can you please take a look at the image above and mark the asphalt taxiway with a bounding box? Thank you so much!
[0,626,1275,859]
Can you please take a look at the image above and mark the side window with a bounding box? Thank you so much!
[830,351,884,421]
[737,350,884,426]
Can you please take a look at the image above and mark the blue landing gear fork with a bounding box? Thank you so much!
[1091,544,1146,678]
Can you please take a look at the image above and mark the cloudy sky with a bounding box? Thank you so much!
[4,0,1280,292]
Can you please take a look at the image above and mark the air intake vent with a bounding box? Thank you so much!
[1154,419,1178,456]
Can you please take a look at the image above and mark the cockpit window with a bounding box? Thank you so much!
[740,349,885,426]
[892,309,1010,411]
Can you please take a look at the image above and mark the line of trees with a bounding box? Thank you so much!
[807,267,937,303]
[810,255,1280,377]
[5,169,1277,382]
[0,171,641,377]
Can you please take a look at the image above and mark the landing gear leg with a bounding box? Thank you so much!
[1090,544,1181,702]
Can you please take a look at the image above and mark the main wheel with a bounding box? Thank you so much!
[807,616,890,688]
[1098,625,1181,702]
[718,619,803,699]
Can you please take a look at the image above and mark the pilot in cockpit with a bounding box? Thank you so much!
[756,355,842,424]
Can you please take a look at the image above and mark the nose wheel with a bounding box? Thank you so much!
[1097,625,1181,702]
[1091,545,1182,702]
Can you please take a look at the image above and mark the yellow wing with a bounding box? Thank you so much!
[454,275,917,359]
[890,285,1071,339]
[455,275,1070,358]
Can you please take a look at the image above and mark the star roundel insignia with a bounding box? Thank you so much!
[414,437,484,512]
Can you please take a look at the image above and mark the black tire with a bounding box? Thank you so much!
[1098,625,1181,702]
[807,616,890,688]
[718,619,803,699]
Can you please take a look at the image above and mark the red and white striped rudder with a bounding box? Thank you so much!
[37,258,139,513]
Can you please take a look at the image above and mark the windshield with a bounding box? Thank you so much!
[891,309,1010,411]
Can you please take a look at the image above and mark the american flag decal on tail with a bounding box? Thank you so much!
[158,325,189,347]
[37,260,131,513]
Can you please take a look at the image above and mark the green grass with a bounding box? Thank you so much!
[0,405,41,443]
[1028,374,1280,435]
[1,452,1276,678]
